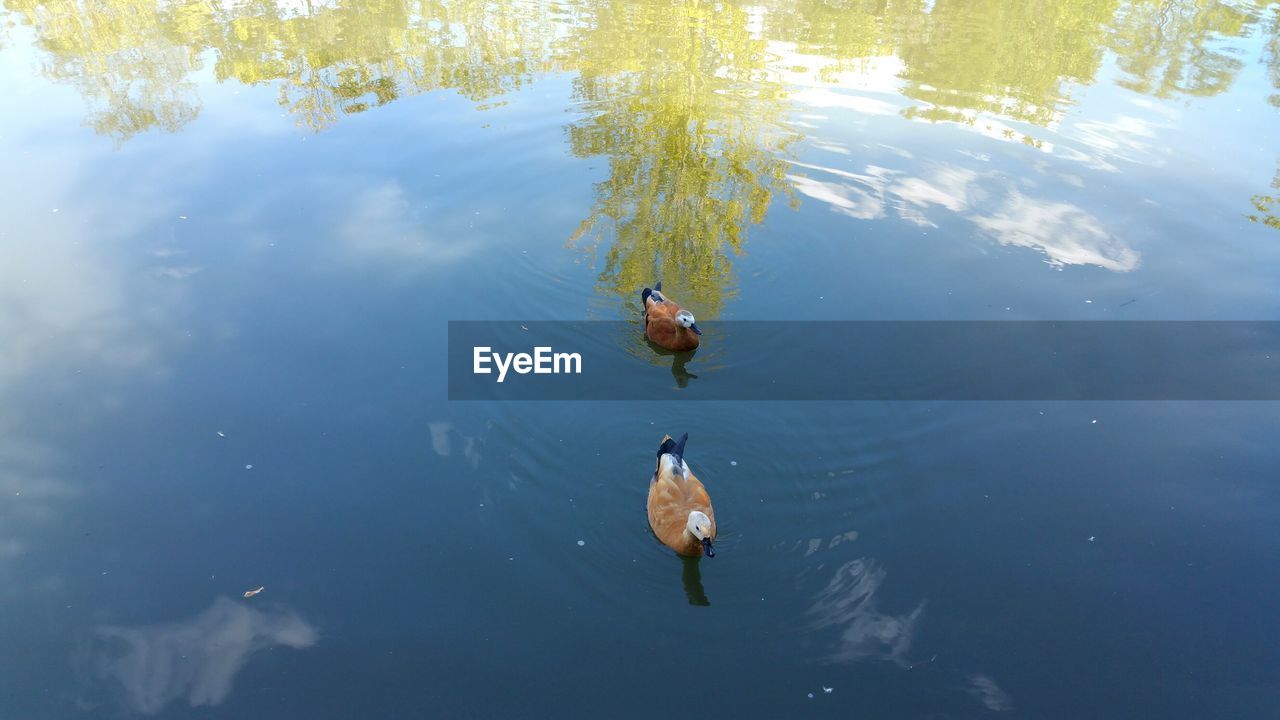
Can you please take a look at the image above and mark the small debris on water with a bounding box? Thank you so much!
[243,586,264,598]
[244,464,253,470]
[807,693,814,699]
[730,460,738,466]
[216,431,225,438]
[1085,299,1093,304]
[1089,536,1096,542]
[907,654,939,671]
[178,215,188,220]
[1091,419,1098,424]
[520,325,529,331]
[577,540,585,546]
[822,686,833,694]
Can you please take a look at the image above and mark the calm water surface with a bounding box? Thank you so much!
[2,0,1280,717]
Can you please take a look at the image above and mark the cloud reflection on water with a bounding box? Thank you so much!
[428,421,482,469]
[0,423,80,607]
[339,182,476,267]
[91,597,318,715]
[807,557,925,665]
[968,673,1015,712]
[972,191,1140,271]
[790,159,1140,271]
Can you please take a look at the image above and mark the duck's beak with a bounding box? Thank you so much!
[690,323,702,335]
[701,537,715,557]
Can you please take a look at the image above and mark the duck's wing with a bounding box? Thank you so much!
[644,289,671,314]
[642,284,668,311]
[682,471,716,538]
[647,469,692,548]
[645,306,681,346]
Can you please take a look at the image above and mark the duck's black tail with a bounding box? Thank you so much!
[641,281,662,308]
[657,432,689,463]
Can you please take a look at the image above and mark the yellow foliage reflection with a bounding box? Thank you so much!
[563,0,798,316]
[209,0,557,130]
[1107,0,1271,98]
[895,0,1117,130]
[4,0,1278,316]
[1248,166,1280,230]
[5,0,204,138]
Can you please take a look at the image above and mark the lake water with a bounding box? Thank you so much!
[2,0,1279,717]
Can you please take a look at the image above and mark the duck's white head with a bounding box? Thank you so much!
[686,510,715,557]
[675,310,701,335]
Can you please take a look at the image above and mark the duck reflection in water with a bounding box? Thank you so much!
[644,338,699,388]
[681,555,711,606]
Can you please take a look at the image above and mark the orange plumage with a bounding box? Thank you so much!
[642,283,701,352]
[647,433,716,557]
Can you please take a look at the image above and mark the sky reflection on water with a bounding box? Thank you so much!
[1,0,1279,717]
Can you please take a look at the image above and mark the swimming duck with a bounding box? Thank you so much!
[647,433,716,558]
[642,282,701,352]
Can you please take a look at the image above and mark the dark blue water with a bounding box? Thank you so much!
[2,0,1279,717]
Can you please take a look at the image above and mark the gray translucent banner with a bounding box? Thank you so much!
[448,321,1280,400]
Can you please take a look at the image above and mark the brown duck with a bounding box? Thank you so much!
[647,433,717,557]
[642,282,701,352]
